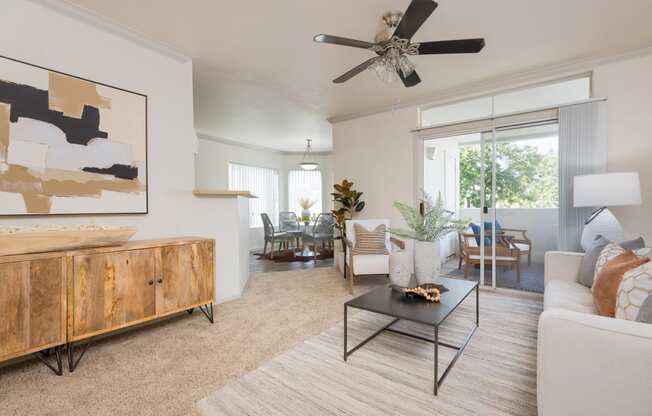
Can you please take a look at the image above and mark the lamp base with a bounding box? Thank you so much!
[580,208,624,251]
[585,206,607,225]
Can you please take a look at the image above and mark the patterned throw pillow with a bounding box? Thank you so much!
[352,224,388,255]
[592,243,626,292]
[616,262,652,321]
[592,251,650,317]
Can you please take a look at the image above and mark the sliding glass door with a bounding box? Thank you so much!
[425,122,559,292]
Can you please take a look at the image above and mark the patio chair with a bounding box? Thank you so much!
[457,231,521,282]
[261,213,294,259]
[302,213,335,261]
[501,228,532,266]
[468,222,532,266]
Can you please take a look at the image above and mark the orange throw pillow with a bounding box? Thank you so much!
[593,251,650,317]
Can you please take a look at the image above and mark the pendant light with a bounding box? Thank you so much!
[299,139,319,171]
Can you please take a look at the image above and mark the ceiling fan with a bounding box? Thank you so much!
[313,0,485,87]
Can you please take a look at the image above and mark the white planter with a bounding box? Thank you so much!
[301,209,311,221]
[389,250,414,287]
[414,240,442,285]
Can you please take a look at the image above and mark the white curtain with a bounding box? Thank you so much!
[558,101,608,251]
[288,170,322,217]
[228,163,279,228]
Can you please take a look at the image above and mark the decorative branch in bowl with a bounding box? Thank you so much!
[298,197,317,221]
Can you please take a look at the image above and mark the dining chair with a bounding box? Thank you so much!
[302,213,335,261]
[261,213,294,259]
[279,211,301,249]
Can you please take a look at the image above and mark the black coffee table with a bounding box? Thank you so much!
[344,277,479,395]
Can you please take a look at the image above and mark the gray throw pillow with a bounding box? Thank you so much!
[620,237,646,251]
[578,235,610,287]
[577,235,646,288]
[636,295,652,324]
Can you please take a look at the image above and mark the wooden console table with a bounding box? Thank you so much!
[0,237,214,375]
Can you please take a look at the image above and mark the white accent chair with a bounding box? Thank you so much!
[344,219,404,293]
[538,251,652,416]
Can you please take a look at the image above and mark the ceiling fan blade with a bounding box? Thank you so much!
[399,70,421,88]
[417,38,486,54]
[333,57,379,84]
[393,0,438,40]
[314,34,376,50]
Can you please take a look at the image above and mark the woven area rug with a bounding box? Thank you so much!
[198,290,542,415]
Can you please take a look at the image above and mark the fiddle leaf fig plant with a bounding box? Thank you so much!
[391,190,468,242]
[331,179,365,248]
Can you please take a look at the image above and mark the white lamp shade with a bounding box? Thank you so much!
[574,172,642,207]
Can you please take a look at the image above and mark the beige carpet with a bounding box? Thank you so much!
[198,288,543,415]
[0,267,383,416]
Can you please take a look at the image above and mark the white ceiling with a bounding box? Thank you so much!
[66,0,652,151]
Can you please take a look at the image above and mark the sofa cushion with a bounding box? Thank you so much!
[544,279,597,314]
[593,251,650,317]
[578,235,611,288]
[616,262,652,321]
[585,239,647,290]
[637,295,652,324]
[592,243,626,292]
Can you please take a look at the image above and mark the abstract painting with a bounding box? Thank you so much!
[0,55,147,216]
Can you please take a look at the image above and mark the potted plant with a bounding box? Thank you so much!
[331,179,365,248]
[298,197,316,222]
[331,180,365,276]
[391,190,468,285]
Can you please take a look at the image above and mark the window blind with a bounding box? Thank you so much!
[228,163,279,228]
[288,170,322,217]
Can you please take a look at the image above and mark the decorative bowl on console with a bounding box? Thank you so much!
[0,225,137,256]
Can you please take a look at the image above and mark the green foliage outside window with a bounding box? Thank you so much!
[459,142,558,209]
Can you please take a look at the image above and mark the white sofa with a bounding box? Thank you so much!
[538,251,652,416]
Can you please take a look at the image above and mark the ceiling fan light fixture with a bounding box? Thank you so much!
[299,139,319,171]
[313,0,485,87]
[398,55,416,78]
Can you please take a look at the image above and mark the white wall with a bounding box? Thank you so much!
[333,52,652,246]
[593,54,652,242]
[332,107,417,229]
[0,0,247,303]
[196,137,333,250]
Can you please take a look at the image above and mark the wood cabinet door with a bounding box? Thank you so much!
[0,258,65,361]
[72,249,157,339]
[158,242,213,314]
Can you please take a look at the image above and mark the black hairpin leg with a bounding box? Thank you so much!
[186,308,194,315]
[67,341,90,373]
[33,345,63,376]
[198,303,214,324]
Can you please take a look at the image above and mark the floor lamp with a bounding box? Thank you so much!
[573,172,642,250]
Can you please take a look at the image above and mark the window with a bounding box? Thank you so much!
[420,76,591,128]
[288,170,322,218]
[228,163,279,228]
[493,77,590,115]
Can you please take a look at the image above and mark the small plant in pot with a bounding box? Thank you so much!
[391,190,468,285]
[331,179,365,249]
[298,197,316,222]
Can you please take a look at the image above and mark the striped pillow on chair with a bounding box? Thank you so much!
[352,223,389,255]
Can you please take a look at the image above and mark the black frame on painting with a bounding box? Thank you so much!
[0,54,148,217]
